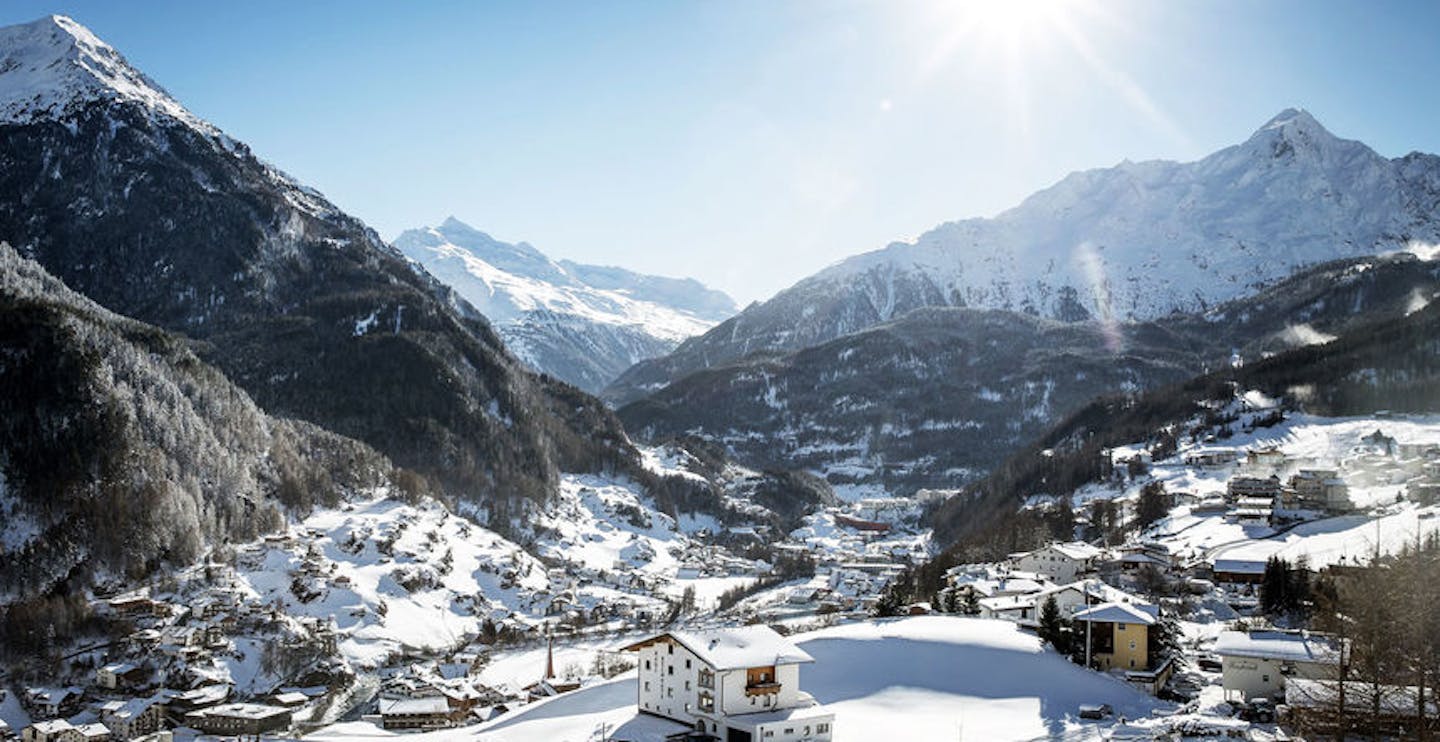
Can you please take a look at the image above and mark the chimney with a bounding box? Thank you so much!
[544,633,555,681]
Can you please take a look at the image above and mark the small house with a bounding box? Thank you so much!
[1213,629,1342,702]
[1071,601,1159,672]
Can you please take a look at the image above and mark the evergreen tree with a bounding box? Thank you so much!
[1037,595,1070,654]
[963,590,981,616]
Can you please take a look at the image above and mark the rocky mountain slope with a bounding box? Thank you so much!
[619,252,1440,494]
[0,244,391,603]
[394,218,735,392]
[607,109,1440,406]
[0,15,639,518]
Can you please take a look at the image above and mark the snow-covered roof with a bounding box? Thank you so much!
[74,722,110,739]
[1071,602,1159,626]
[106,696,160,720]
[31,720,75,734]
[1212,630,1342,664]
[190,703,291,720]
[623,625,814,670]
[1047,541,1103,561]
[380,697,450,716]
[1211,558,1268,574]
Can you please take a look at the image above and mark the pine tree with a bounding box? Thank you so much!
[1037,595,1069,654]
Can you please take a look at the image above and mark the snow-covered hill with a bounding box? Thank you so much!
[310,617,1167,741]
[395,218,736,392]
[607,108,1440,404]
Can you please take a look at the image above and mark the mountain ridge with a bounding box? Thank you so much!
[606,108,1440,406]
[394,217,736,392]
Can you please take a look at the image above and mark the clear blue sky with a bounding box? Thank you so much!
[5,1,1440,303]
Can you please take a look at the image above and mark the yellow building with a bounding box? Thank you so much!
[1073,602,1158,672]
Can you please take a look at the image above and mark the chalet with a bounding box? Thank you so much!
[1071,602,1159,673]
[21,721,74,742]
[1245,447,1287,471]
[1290,470,1353,511]
[95,664,146,691]
[378,697,452,731]
[1185,448,1238,468]
[622,626,835,742]
[161,684,230,721]
[1210,558,1268,584]
[1010,541,1102,583]
[99,697,165,740]
[1231,497,1275,526]
[182,703,291,737]
[1227,475,1280,502]
[270,692,310,709]
[1213,629,1342,702]
[27,688,83,719]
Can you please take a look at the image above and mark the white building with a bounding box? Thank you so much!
[979,580,1140,627]
[1010,542,1103,584]
[622,625,834,742]
[21,720,73,742]
[1213,629,1342,702]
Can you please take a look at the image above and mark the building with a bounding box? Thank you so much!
[1210,558,1268,584]
[622,625,835,742]
[1212,629,1342,702]
[95,664,146,691]
[27,689,83,719]
[21,721,74,742]
[182,704,291,737]
[1227,475,1281,502]
[377,697,452,731]
[979,581,1139,627]
[66,724,111,742]
[1010,542,1103,584]
[1071,602,1159,672]
[1290,470,1353,511]
[1245,447,1287,471]
[99,697,165,740]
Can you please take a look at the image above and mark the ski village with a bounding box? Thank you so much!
[6,399,1440,740]
[5,6,1440,742]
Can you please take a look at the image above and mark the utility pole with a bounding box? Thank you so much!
[1084,578,1093,670]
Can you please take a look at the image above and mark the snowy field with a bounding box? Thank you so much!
[311,616,1166,742]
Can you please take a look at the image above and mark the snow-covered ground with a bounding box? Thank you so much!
[311,616,1167,742]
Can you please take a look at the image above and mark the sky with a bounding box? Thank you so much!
[4,0,1440,304]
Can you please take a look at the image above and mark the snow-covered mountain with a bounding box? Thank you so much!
[394,218,736,392]
[0,14,655,519]
[606,109,1440,404]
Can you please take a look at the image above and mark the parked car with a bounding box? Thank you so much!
[1196,654,1223,672]
[1238,698,1275,723]
[1079,703,1114,720]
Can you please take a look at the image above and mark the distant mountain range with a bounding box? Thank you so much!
[607,109,1440,405]
[610,109,1440,492]
[394,218,735,393]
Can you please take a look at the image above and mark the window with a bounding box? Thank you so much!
[644,660,650,670]
[818,723,830,733]
[668,666,674,675]
[698,668,715,689]
[685,681,691,690]
[1117,623,1126,631]
[699,693,714,712]
[668,644,674,655]
[686,659,691,669]
[644,682,650,691]
[785,728,794,734]
[667,688,673,698]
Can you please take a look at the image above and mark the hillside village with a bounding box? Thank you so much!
[4,402,1439,740]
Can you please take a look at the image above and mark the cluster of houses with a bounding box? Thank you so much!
[1186,431,1440,527]
[9,682,309,742]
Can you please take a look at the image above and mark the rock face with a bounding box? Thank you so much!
[607,109,1440,406]
[394,218,735,393]
[0,15,636,516]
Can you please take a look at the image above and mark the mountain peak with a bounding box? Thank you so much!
[1249,107,1337,143]
[0,14,205,128]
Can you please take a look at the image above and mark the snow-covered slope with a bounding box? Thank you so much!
[607,108,1440,404]
[0,15,209,130]
[395,218,736,392]
[310,617,1167,741]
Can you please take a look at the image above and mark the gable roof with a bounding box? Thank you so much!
[621,625,814,670]
[1072,601,1159,625]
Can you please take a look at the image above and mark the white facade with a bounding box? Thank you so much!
[626,627,834,742]
[1011,543,1101,584]
[1214,630,1340,701]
